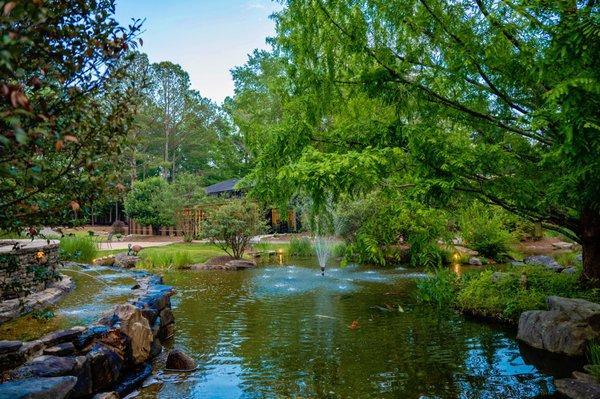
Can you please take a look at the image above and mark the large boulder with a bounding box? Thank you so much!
[113,253,140,269]
[113,304,153,364]
[0,376,77,399]
[86,344,122,392]
[523,255,564,272]
[11,355,78,379]
[165,349,196,371]
[517,296,600,356]
[555,378,600,399]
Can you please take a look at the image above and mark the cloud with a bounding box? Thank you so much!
[245,0,269,11]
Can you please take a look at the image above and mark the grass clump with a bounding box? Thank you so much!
[139,250,194,269]
[587,342,600,382]
[416,268,462,308]
[59,236,98,263]
[455,266,599,323]
[554,252,580,267]
[289,237,313,257]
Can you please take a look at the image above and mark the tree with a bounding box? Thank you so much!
[0,0,142,231]
[231,1,600,282]
[201,199,267,259]
[124,177,172,234]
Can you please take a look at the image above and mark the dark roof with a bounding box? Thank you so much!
[204,178,241,195]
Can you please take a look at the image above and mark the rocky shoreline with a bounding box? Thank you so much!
[0,267,175,399]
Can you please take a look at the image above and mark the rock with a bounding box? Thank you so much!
[149,338,162,358]
[553,241,575,250]
[468,257,482,266]
[115,363,152,397]
[70,355,93,398]
[134,285,174,311]
[0,376,77,399]
[99,329,131,363]
[159,308,174,327]
[563,267,577,274]
[76,325,111,350]
[86,343,122,392]
[114,253,140,269]
[140,308,158,325]
[555,378,600,399]
[576,254,583,262]
[0,350,26,372]
[224,259,256,270]
[93,256,115,266]
[40,326,85,347]
[113,304,153,365]
[524,255,564,272]
[573,371,599,385]
[0,340,22,354]
[511,261,525,267]
[165,349,196,371]
[43,342,76,356]
[158,323,175,342]
[19,340,44,359]
[12,355,78,379]
[517,296,600,356]
[490,272,509,283]
[93,393,119,399]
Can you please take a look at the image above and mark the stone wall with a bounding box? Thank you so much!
[0,240,61,300]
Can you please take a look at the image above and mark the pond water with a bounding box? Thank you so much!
[137,259,571,399]
[0,264,138,341]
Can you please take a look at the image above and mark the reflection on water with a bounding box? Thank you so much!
[138,259,563,399]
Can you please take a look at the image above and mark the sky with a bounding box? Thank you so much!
[115,0,282,104]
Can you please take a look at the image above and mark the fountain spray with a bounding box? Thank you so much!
[314,236,332,276]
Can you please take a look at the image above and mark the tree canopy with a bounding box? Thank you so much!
[0,0,142,230]
[229,1,600,280]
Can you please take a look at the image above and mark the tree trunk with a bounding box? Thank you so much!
[581,207,600,283]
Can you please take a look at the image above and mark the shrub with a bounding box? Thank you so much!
[416,268,462,308]
[332,242,348,258]
[289,237,313,257]
[124,177,172,234]
[459,203,513,260]
[140,251,193,269]
[200,199,267,259]
[111,220,127,235]
[456,266,600,323]
[59,236,98,263]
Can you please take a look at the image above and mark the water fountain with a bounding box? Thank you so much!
[314,236,332,276]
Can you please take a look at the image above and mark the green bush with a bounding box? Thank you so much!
[332,242,348,258]
[59,236,98,263]
[456,266,600,323]
[289,237,313,257]
[554,252,580,267]
[416,268,462,308]
[459,203,513,260]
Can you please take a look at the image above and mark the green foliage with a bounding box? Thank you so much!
[124,177,172,231]
[459,203,513,260]
[289,237,313,257]
[229,0,600,280]
[332,242,348,258]
[456,266,600,323]
[416,269,462,309]
[0,1,142,230]
[200,199,267,259]
[554,252,581,267]
[59,236,98,263]
[31,309,55,322]
[334,191,449,266]
[588,342,600,382]
[139,250,193,269]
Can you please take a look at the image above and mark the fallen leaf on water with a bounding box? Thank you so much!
[348,320,359,330]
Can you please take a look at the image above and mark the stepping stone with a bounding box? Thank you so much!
[0,376,77,399]
[43,342,76,356]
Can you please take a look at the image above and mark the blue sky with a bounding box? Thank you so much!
[115,0,281,104]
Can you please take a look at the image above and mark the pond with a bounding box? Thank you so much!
[0,264,139,341]
[136,259,572,399]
